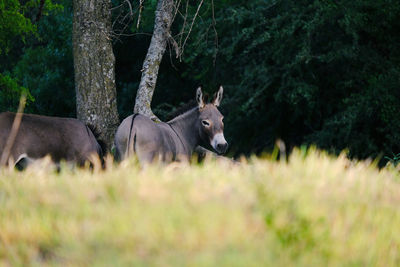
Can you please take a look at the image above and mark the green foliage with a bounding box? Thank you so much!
[0,0,73,116]
[0,0,36,54]
[2,0,400,163]
[183,0,400,161]
[0,0,62,54]
[0,72,34,111]
[12,1,74,116]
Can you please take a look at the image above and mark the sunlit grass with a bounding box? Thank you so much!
[1,148,400,266]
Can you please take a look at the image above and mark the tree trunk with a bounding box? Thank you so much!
[72,0,120,150]
[134,0,175,120]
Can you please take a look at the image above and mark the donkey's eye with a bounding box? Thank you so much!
[202,120,210,127]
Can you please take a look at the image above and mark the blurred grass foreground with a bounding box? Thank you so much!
[1,149,400,266]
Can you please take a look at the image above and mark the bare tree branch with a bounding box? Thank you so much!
[112,0,136,40]
[126,0,134,16]
[179,0,204,60]
[134,0,175,121]
[211,0,218,65]
[167,31,180,58]
[137,0,145,28]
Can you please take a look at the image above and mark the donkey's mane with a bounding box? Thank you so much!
[167,107,199,124]
[166,93,211,121]
[166,100,197,121]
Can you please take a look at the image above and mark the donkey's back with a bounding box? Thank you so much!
[114,114,180,163]
[0,112,103,166]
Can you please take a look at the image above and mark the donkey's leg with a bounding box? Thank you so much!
[137,150,157,165]
[114,115,136,161]
[114,134,128,161]
[114,143,122,161]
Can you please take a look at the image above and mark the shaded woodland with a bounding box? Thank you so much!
[1,0,400,162]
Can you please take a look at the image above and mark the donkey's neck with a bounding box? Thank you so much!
[168,107,200,154]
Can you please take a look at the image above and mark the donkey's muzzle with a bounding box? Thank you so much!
[212,133,228,154]
[216,142,228,154]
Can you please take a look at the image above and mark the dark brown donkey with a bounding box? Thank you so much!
[114,86,228,164]
[0,112,104,168]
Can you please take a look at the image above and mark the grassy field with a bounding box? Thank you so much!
[1,149,400,266]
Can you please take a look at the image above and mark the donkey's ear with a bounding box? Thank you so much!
[196,86,205,108]
[213,86,223,107]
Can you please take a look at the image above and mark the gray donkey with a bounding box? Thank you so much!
[114,86,228,163]
[0,112,104,168]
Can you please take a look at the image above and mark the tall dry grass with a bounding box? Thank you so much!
[1,148,400,266]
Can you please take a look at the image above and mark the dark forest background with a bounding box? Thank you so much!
[1,0,400,162]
